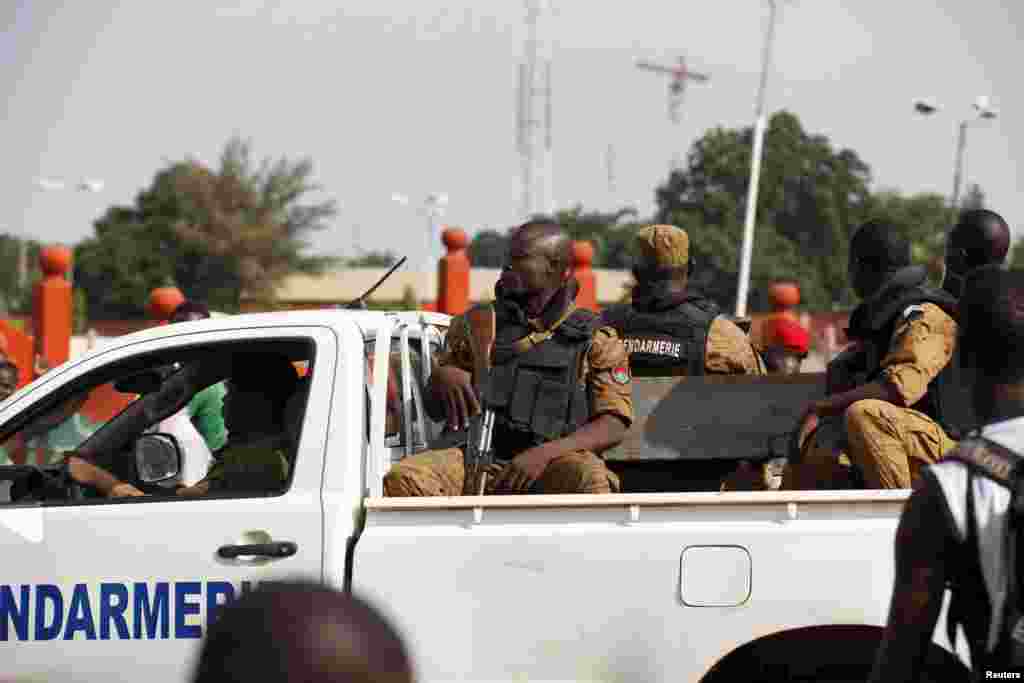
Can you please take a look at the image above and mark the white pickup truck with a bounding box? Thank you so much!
[0,310,969,682]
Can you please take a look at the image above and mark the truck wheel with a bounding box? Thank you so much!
[701,626,969,683]
[732,658,960,683]
[777,659,957,683]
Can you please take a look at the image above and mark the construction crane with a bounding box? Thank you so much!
[636,56,710,125]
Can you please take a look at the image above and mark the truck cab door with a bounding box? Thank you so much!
[0,326,336,683]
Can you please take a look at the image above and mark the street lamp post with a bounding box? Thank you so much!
[391,193,450,303]
[913,97,998,209]
[734,0,780,320]
[392,193,449,265]
[424,193,449,266]
[34,177,105,288]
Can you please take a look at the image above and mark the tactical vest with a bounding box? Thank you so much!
[601,296,719,376]
[839,267,976,439]
[482,305,599,459]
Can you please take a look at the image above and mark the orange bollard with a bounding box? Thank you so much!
[436,227,470,316]
[149,286,186,325]
[573,241,598,312]
[33,246,73,377]
[0,320,33,388]
[757,281,808,352]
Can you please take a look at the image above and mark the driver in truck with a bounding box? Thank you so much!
[176,353,299,496]
[384,220,633,496]
[65,352,301,498]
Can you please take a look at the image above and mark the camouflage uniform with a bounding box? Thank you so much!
[603,225,764,377]
[782,302,959,490]
[384,291,633,497]
[179,436,291,496]
[204,437,291,492]
[705,318,766,375]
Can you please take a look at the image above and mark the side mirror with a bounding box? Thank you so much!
[134,434,182,484]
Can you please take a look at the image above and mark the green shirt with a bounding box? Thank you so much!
[187,382,227,452]
[204,438,290,493]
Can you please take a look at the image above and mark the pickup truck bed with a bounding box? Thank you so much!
[356,489,965,683]
[603,373,825,492]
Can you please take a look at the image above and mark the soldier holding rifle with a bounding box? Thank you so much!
[384,221,633,496]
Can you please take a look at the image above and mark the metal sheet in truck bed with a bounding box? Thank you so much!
[603,372,826,462]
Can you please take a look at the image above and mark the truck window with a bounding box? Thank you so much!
[0,383,131,467]
[0,339,316,507]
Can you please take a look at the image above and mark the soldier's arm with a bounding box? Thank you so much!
[878,303,958,408]
[556,414,628,457]
[868,479,952,683]
[572,327,632,453]
[825,343,865,394]
[65,454,144,498]
[424,314,476,424]
[808,306,954,418]
[811,379,903,418]
[705,317,765,375]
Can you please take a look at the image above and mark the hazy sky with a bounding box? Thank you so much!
[2,0,1021,266]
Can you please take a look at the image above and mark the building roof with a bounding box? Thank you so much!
[262,268,635,305]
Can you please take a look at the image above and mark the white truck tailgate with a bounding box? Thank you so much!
[354,490,907,683]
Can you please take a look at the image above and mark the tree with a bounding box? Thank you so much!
[1010,239,1024,270]
[172,138,339,305]
[655,110,874,312]
[0,235,41,314]
[75,137,339,317]
[467,207,642,270]
[468,230,509,268]
[345,250,399,267]
[552,206,643,269]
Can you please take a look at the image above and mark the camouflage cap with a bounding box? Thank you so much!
[634,224,690,270]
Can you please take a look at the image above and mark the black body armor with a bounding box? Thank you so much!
[601,295,719,376]
[482,304,599,459]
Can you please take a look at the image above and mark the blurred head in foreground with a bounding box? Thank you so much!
[192,581,413,683]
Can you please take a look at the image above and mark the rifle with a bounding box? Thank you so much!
[463,305,497,496]
[343,257,408,310]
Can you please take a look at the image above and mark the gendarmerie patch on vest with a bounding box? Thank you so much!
[623,337,683,358]
[611,365,630,384]
[902,304,925,323]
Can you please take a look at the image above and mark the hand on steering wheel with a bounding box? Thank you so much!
[60,461,87,502]
[63,453,145,500]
